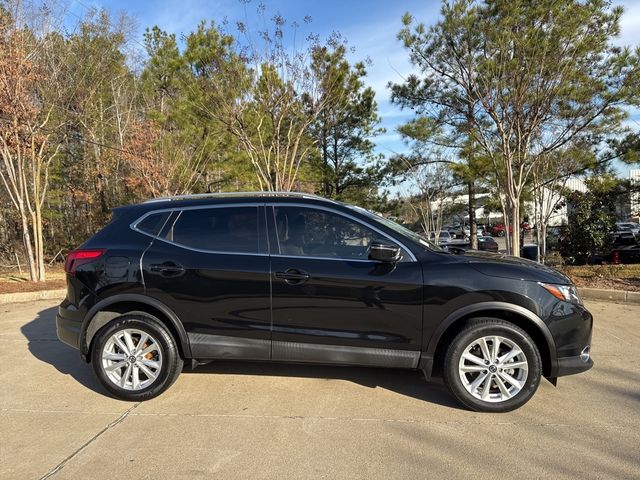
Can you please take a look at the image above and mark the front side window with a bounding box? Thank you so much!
[166,206,262,254]
[273,206,404,260]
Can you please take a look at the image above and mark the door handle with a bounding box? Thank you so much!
[275,269,310,285]
[149,262,185,277]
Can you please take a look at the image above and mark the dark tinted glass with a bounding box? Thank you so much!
[136,212,170,236]
[274,206,401,260]
[168,207,261,253]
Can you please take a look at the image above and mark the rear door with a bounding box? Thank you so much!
[139,204,271,360]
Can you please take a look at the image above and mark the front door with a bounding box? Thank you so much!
[268,205,423,368]
[141,204,271,360]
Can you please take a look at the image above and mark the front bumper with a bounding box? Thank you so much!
[555,349,593,377]
[545,300,593,378]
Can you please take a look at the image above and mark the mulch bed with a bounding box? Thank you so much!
[570,276,640,292]
[0,279,66,295]
[556,264,640,292]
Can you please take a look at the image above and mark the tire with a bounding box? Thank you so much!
[91,314,183,401]
[443,318,542,412]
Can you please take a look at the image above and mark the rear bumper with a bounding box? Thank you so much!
[56,305,82,350]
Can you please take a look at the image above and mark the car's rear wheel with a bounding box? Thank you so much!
[443,318,541,412]
[91,314,183,401]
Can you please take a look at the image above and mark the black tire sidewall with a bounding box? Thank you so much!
[444,321,542,413]
[91,314,182,401]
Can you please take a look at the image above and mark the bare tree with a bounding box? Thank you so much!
[408,163,455,243]
[121,120,207,199]
[531,146,588,263]
[190,15,346,191]
[0,7,60,281]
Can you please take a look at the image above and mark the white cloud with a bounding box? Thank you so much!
[615,0,640,47]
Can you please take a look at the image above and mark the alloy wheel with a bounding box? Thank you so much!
[101,328,163,391]
[458,335,528,403]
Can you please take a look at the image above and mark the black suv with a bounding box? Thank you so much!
[57,193,593,412]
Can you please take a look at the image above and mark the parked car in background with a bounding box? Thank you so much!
[490,223,511,237]
[546,226,568,252]
[609,233,640,264]
[432,231,454,244]
[477,235,499,252]
[446,224,468,239]
[447,223,486,238]
[615,222,640,238]
[56,192,593,412]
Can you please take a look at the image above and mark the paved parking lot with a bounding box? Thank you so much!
[1,299,639,479]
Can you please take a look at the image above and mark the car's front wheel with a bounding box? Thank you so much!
[91,314,183,401]
[443,318,542,412]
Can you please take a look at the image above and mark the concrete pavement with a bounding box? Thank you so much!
[1,300,639,479]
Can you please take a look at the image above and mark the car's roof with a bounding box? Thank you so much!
[116,191,341,213]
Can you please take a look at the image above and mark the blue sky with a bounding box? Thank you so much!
[61,0,640,177]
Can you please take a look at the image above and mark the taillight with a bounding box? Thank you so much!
[612,251,620,265]
[64,249,106,274]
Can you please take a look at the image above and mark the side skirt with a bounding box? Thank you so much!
[272,340,420,369]
[188,333,420,369]
[188,333,270,361]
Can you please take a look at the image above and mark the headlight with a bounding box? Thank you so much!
[539,283,583,305]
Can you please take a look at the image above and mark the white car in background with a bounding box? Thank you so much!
[615,222,640,237]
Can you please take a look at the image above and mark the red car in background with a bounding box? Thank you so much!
[490,222,532,237]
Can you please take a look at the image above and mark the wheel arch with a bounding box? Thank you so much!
[423,302,557,379]
[80,294,191,362]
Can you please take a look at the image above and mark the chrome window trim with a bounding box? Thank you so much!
[130,201,418,262]
[267,202,418,262]
[143,191,328,204]
[130,203,267,256]
[130,210,173,239]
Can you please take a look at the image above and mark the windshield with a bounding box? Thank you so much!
[344,204,443,251]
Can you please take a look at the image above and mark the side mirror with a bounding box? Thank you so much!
[369,241,402,263]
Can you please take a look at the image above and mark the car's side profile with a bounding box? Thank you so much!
[57,192,593,412]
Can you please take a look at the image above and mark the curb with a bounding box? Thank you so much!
[0,289,66,305]
[579,287,640,305]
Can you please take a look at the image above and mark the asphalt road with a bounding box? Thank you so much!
[1,300,639,479]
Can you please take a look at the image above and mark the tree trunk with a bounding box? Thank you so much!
[332,135,339,198]
[535,192,542,263]
[510,200,520,257]
[468,182,477,249]
[321,129,329,197]
[34,203,46,281]
[499,195,511,254]
[19,208,37,281]
[539,223,548,265]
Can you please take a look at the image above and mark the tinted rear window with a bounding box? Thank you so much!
[136,212,170,236]
[166,206,262,254]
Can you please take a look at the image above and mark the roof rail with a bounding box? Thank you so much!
[142,191,326,204]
